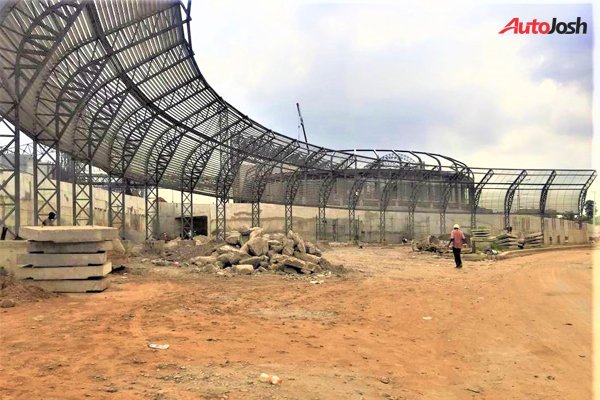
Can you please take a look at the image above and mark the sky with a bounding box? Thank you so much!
[190,0,596,177]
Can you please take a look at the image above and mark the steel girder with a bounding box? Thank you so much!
[145,183,159,240]
[108,174,125,238]
[250,141,298,227]
[215,133,275,238]
[284,148,329,233]
[0,1,85,102]
[72,158,93,225]
[470,169,494,229]
[0,112,20,236]
[180,142,215,238]
[504,170,528,229]
[32,140,61,224]
[539,170,556,235]
[439,166,471,234]
[317,154,355,240]
[378,154,418,242]
[0,1,596,243]
[407,167,441,239]
[348,157,385,241]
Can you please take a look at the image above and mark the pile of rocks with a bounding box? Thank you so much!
[412,235,449,253]
[189,228,334,275]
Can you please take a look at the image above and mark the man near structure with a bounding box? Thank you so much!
[448,223,466,268]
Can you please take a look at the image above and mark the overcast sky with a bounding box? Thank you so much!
[190,1,595,174]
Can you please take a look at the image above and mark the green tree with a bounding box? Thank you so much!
[583,200,596,223]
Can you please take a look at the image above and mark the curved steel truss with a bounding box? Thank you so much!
[0,0,595,240]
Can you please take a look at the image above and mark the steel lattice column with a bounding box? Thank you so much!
[181,190,193,238]
[407,170,439,239]
[439,167,469,234]
[33,140,61,225]
[145,184,159,240]
[251,202,260,227]
[108,175,125,239]
[0,110,20,237]
[72,159,93,225]
[215,110,229,240]
[470,169,493,230]
[504,170,527,229]
[539,170,556,236]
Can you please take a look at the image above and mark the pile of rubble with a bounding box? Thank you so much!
[411,235,449,253]
[185,228,337,275]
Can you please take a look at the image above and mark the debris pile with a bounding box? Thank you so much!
[411,235,449,253]
[185,228,338,275]
[0,275,59,306]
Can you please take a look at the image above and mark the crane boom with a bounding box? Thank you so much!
[296,102,309,150]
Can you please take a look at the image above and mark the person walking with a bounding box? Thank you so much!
[448,223,466,268]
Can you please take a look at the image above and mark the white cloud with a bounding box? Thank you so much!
[190,1,594,173]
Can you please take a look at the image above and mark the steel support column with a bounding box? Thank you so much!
[181,190,193,239]
[470,169,493,230]
[0,110,20,237]
[108,175,125,239]
[504,170,527,229]
[539,170,556,235]
[145,184,159,240]
[251,202,260,227]
[439,167,469,234]
[72,159,93,225]
[33,140,61,225]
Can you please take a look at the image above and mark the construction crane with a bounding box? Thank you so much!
[296,102,310,151]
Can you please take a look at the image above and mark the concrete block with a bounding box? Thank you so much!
[23,278,110,293]
[19,226,118,243]
[27,240,113,254]
[18,252,107,267]
[0,240,28,275]
[16,262,112,280]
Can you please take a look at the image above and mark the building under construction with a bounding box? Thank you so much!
[0,1,596,242]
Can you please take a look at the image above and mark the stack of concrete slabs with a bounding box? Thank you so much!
[17,226,118,293]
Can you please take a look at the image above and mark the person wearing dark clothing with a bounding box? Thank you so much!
[448,224,466,268]
[42,212,56,226]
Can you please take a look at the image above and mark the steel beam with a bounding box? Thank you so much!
[0,111,20,237]
[108,174,125,239]
[504,170,527,229]
[72,158,93,225]
[439,166,469,234]
[539,170,556,235]
[145,184,159,240]
[470,169,493,230]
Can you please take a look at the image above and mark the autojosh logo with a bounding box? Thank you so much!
[499,17,587,34]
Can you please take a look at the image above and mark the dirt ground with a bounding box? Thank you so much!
[0,246,595,400]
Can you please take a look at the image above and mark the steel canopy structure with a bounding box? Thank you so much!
[0,0,596,240]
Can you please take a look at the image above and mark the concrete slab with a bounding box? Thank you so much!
[16,262,112,280]
[19,226,118,243]
[23,278,110,293]
[0,240,28,275]
[27,240,113,254]
[18,252,107,267]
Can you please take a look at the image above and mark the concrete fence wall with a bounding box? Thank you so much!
[0,171,592,245]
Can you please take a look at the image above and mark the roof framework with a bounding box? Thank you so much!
[0,0,595,240]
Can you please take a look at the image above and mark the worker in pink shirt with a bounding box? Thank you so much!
[448,223,466,268]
